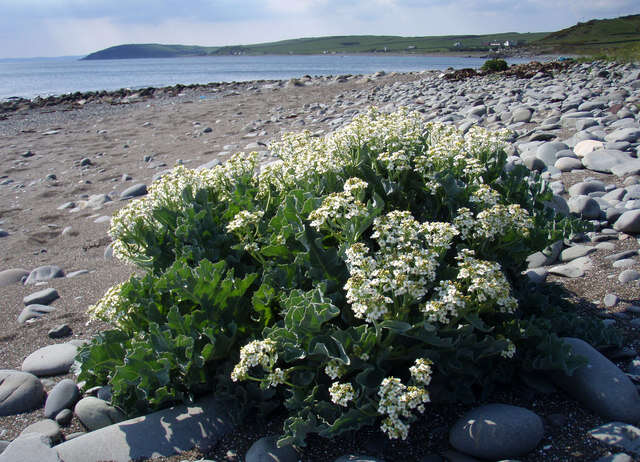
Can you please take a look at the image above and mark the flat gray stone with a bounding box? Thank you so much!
[605,128,640,143]
[0,268,29,287]
[549,256,593,278]
[23,288,59,306]
[524,267,548,284]
[589,422,640,456]
[568,195,602,219]
[614,210,640,234]
[449,403,544,460]
[526,241,563,268]
[0,434,60,462]
[568,180,606,197]
[552,338,640,422]
[560,245,596,262]
[44,379,80,419]
[611,159,640,177]
[245,436,298,462]
[555,157,584,171]
[619,270,640,283]
[20,419,62,443]
[24,266,64,285]
[613,259,636,268]
[119,183,147,199]
[73,397,125,431]
[56,396,231,462]
[18,304,57,324]
[0,370,45,416]
[22,343,78,377]
[605,250,639,261]
[582,150,635,173]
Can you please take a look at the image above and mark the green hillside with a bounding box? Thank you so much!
[533,14,640,54]
[82,32,546,60]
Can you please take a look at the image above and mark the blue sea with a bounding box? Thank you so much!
[0,54,532,101]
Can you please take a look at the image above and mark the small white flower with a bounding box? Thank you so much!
[329,382,355,407]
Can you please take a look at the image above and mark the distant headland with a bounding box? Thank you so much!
[82,14,640,60]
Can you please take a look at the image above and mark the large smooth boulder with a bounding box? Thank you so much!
[614,210,640,234]
[552,337,640,423]
[0,434,59,462]
[74,397,125,431]
[44,379,80,419]
[56,396,231,462]
[0,370,45,416]
[582,150,634,173]
[449,403,544,459]
[22,343,78,377]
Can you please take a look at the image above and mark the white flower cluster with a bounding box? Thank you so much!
[231,339,278,383]
[409,358,434,386]
[344,211,446,323]
[453,204,533,243]
[308,178,368,231]
[110,153,260,263]
[422,280,467,324]
[377,149,411,172]
[456,249,518,314]
[86,282,127,326]
[260,131,348,196]
[469,184,500,207]
[377,377,430,439]
[329,382,355,407]
[226,210,265,234]
[423,249,517,323]
[473,204,533,241]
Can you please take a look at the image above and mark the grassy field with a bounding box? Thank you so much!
[532,14,640,59]
[82,32,546,60]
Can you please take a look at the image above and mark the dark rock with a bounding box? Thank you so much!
[552,337,640,422]
[44,379,80,419]
[449,403,543,460]
[0,370,45,416]
[23,288,59,306]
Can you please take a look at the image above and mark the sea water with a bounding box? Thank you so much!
[0,54,532,100]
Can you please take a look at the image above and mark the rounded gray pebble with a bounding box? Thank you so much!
[449,403,543,460]
[619,269,640,283]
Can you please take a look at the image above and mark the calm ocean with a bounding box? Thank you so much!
[0,54,532,101]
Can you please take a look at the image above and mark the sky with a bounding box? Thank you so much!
[0,0,639,58]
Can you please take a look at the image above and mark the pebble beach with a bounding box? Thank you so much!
[2,60,640,461]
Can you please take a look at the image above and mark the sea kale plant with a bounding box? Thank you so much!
[76,108,620,446]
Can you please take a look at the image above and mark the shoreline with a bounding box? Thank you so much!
[0,57,566,115]
[0,53,561,105]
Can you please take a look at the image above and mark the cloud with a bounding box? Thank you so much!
[0,0,638,57]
